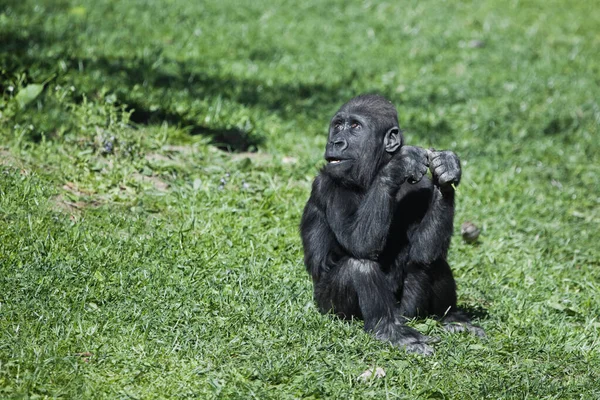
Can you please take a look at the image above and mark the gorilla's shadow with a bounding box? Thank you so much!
[456,305,489,321]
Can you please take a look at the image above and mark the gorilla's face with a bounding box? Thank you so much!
[324,96,402,189]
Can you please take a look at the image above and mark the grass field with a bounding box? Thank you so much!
[1,0,599,398]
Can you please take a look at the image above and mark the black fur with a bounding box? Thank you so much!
[300,95,483,355]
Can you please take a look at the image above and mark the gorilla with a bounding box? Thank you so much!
[300,94,483,355]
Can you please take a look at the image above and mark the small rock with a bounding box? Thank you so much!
[469,39,486,48]
[461,221,480,243]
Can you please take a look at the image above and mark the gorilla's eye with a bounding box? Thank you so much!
[351,122,361,129]
[333,122,343,130]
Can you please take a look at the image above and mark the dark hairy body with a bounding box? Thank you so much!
[300,94,483,355]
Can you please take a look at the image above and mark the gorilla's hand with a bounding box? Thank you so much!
[428,149,461,187]
[381,146,429,188]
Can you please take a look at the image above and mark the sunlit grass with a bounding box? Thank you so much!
[1,0,599,398]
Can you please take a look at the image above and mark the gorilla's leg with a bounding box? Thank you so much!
[315,258,437,355]
[397,263,431,318]
[428,259,485,337]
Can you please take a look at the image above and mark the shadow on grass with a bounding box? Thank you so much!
[124,99,260,152]
[1,27,266,151]
[85,55,474,146]
[1,17,468,150]
[458,305,489,321]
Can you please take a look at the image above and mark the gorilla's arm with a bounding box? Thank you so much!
[327,180,398,260]
[301,172,396,265]
[327,146,429,260]
[407,150,461,264]
[407,185,455,264]
[300,177,341,281]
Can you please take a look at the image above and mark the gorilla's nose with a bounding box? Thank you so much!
[329,138,348,151]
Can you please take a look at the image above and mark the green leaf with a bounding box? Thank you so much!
[15,83,45,109]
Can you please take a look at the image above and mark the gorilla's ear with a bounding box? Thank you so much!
[384,127,402,153]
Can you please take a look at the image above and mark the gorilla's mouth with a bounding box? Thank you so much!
[326,157,348,164]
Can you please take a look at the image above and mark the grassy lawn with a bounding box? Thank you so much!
[1,0,599,398]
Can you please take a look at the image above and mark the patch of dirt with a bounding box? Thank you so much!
[53,194,85,214]
[131,173,170,191]
[52,182,103,218]
[51,193,101,221]
[0,149,22,167]
[281,156,298,164]
[62,181,94,197]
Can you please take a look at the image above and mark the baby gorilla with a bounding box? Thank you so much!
[300,94,483,355]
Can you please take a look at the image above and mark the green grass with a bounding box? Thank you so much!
[1,0,599,398]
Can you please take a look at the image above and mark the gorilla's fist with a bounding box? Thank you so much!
[381,146,429,189]
[428,149,461,187]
